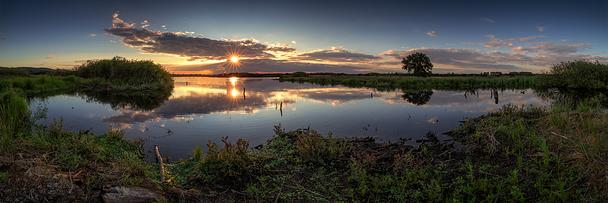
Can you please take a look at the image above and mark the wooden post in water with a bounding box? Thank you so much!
[154,145,166,183]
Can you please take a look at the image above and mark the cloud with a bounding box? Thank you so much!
[105,12,295,60]
[480,17,496,23]
[103,12,607,74]
[291,47,381,62]
[512,41,589,55]
[168,58,368,74]
[484,35,544,49]
[536,26,544,32]
[89,33,97,37]
[381,48,528,72]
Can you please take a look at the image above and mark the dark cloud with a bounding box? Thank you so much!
[291,47,381,62]
[105,13,294,60]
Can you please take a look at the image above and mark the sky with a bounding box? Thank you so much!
[0,0,607,74]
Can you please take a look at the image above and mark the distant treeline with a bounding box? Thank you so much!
[172,71,542,78]
[0,67,74,76]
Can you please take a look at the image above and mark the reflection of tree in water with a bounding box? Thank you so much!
[463,89,478,99]
[401,89,433,105]
[80,89,172,111]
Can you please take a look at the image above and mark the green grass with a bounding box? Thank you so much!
[280,74,547,91]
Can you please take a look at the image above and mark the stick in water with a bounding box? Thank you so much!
[154,145,166,183]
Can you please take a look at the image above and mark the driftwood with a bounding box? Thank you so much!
[154,145,166,183]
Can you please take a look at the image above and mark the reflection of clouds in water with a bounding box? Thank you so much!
[104,92,288,124]
[102,78,550,126]
[284,88,374,105]
[103,78,378,125]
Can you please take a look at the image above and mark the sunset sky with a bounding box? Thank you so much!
[1,0,606,74]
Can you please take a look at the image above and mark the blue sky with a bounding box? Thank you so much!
[0,0,606,73]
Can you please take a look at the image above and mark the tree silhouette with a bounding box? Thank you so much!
[401,52,433,76]
[401,90,433,105]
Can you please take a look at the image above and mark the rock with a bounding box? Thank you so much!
[102,186,161,203]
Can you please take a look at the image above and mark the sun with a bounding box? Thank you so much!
[229,55,240,63]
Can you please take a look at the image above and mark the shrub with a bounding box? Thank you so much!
[74,56,173,90]
[549,60,608,89]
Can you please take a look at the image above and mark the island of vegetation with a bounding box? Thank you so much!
[1,55,607,202]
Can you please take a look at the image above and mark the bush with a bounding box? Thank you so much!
[549,60,608,89]
[74,56,173,90]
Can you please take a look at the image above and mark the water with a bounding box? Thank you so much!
[30,77,550,160]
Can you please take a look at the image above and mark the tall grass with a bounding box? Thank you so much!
[0,91,29,151]
[75,56,173,90]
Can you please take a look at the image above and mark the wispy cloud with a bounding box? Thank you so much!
[426,31,438,37]
[484,35,544,49]
[480,17,496,23]
[536,26,545,32]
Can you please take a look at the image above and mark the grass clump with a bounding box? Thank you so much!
[75,56,173,90]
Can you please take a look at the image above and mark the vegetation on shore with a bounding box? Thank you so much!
[280,74,546,90]
[0,90,161,202]
[75,56,174,91]
[279,60,608,91]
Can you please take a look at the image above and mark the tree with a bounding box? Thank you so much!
[401,52,433,76]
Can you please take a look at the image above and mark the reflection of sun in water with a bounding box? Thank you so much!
[228,76,240,98]
[230,88,240,98]
[229,76,238,86]
[230,55,240,63]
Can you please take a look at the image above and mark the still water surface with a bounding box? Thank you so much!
[30,77,550,160]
